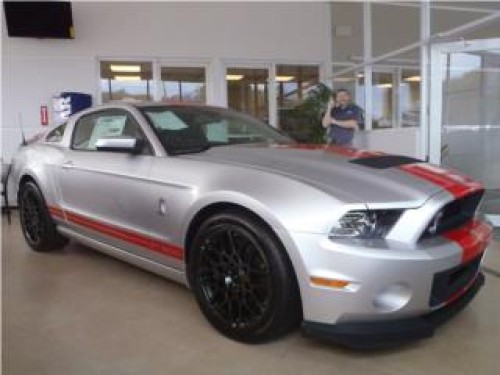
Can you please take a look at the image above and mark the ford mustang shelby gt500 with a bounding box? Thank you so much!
[11,103,492,349]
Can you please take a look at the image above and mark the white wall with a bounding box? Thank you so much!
[1,1,332,161]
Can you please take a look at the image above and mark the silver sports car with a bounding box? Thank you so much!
[10,103,492,349]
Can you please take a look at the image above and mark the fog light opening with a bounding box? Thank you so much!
[373,283,412,312]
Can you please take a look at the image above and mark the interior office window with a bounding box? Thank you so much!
[100,61,153,103]
[161,67,206,104]
[400,70,421,127]
[226,68,269,122]
[276,65,319,142]
[357,71,395,129]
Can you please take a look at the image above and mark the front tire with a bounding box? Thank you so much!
[188,211,301,343]
[18,181,68,252]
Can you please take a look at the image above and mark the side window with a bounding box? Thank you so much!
[45,123,67,143]
[72,110,150,153]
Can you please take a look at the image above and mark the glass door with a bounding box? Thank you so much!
[429,38,500,225]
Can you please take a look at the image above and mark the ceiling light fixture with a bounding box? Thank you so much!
[404,75,421,82]
[110,65,141,73]
[114,75,142,81]
[275,75,294,82]
[226,74,244,81]
[333,77,353,82]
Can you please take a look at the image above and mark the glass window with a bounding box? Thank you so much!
[276,65,320,142]
[100,61,153,103]
[357,71,395,129]
[45,123,66,143]
[161,66,206,104]
[400,70,421,127]
[226,68,269,122]
[72,110,147,152]
[140,106,292,155]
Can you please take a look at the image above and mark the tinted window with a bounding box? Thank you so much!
[140,106,293,155]
[72,109,149,153]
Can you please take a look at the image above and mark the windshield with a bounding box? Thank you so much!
[140,105,293,155]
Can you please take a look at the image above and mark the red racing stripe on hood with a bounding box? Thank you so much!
[399,163,483,199]
[443,219,492,264]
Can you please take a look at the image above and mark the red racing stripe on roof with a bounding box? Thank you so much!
[49,206,184,260]
[276,144,385,158]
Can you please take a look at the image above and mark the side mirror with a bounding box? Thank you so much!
[95,137,145,154]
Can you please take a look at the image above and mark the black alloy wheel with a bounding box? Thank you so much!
[18,181,67,252]
[188,211,301,343]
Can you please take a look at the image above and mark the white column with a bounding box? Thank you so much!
[363,2,373,131]
[152,60,162,102]
[208,58,226,107]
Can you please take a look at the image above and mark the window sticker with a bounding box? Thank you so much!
[146,111,188,130]
[88,115,127,149]
[205,120,228,142]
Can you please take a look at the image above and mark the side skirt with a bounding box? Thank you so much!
[57,225,189,286]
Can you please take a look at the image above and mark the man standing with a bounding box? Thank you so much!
[322,88,363,146]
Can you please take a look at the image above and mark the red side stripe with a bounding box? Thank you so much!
[49,206,184,260]
[399,163,483,199]
[442,219,493,264]
[48,206,65,219]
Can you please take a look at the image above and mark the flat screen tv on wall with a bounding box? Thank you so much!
[4,1,74,39]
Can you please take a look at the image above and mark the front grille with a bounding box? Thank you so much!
[429,255,482,307]
[421,190,484,240]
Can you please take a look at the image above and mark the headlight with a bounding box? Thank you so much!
[329,210,403,239]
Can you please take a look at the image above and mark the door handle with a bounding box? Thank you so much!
[61,160,74,169]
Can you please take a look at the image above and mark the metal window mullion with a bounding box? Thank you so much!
[394,67,402,128]
[419,0,431,160]
[429,47,444,164]
[268,63,278,127]
[363,2,373,131]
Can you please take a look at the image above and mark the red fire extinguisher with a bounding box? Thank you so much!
[40,105,49,126]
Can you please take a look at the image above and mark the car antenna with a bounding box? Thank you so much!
[18,112,27,146]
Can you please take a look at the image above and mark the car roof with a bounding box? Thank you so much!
[105,101,225,111]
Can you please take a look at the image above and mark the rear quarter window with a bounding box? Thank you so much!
[45,123,67,143]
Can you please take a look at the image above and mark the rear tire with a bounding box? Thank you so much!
[18,181,68,252]
[187,210,301,343]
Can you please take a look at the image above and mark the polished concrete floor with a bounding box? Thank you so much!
[3,211,500,375]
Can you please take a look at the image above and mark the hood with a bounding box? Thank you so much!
[182,145,444,208]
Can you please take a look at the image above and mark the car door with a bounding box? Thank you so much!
[57,108,159,258]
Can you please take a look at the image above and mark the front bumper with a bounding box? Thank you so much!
[286,218,492,348]
[302,272,485,349]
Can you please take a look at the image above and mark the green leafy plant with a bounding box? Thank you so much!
[280,83,333,144]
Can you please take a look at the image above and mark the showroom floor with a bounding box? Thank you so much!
[3,211,500,375]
